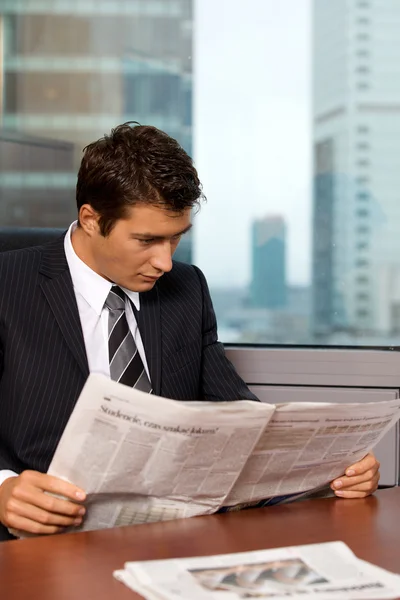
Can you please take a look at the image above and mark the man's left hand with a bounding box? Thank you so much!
[330,453,380,498]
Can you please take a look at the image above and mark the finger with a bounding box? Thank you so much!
[5,511,66,536]
[12,485,86,518]
[344,453,379,477]
[4,497,83,528]
[20,471,86,501]
[331,469,380,490]
[333,490,373,499]
[333,475,379,497]
[334,477,379,494]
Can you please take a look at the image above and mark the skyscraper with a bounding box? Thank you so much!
[312,0,400,339]
[250,215,287,309]
[0,0,193,260]
[0,129,75,227]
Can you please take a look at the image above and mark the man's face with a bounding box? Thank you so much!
[83,204,192,291]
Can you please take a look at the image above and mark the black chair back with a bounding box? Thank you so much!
[0,228,65,252]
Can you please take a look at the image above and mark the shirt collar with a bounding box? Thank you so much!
[64,221,140,316]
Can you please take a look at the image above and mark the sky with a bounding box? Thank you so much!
[193,0,312,288]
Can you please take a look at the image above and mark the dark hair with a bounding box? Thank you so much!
[76,122,204,236]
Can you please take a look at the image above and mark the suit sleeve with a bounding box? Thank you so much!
[192,266,259,402]
[0,283,20,474]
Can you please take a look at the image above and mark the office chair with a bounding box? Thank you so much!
[0,228,65,253]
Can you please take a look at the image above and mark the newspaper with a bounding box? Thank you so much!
[48,374,272,531]
[225,400,400,506]
[46,374,400,532]
[113,541,400,600]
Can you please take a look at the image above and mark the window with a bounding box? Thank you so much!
[357,159,370,167]
[356,259,369,267]
[1,0,400,350]
[357,276,369,284]
[357,158,370,167]
[356,242,368,250]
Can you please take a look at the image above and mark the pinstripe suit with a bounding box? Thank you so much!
[0,234,257,539]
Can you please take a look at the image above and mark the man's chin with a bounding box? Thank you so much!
[119,275,159,292]
[132,279,158,292]
[141,280,157,291]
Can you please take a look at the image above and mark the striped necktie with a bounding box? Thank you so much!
[105,286,152,392]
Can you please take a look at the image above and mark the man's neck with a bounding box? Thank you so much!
[70,225,108,281]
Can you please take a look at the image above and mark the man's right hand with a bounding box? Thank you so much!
[0,470,86,535]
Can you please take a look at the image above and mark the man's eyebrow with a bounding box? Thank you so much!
[131,224,193,240]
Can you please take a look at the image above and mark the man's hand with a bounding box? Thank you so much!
[330,453,380,499]
[0,470,86,535]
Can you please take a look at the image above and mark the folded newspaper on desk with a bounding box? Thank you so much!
[113,541,400,600]
[46,373,400,532]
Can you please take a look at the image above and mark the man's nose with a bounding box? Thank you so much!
[151,242,173,273]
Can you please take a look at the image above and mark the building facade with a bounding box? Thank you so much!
[312,0,400,340]
[251,215,287,309]
[0,0,193,260]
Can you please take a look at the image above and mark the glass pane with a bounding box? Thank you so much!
[1,0,400,347]
[0,0,193,258]
[195,0,312,345]
[195,0,400,347]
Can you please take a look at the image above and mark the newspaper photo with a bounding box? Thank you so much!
[42,373,400,533]
[113,541,400,600]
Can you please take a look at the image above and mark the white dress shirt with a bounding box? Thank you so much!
[0,222,150,487]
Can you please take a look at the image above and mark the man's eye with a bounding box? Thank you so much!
[140,239,155,245]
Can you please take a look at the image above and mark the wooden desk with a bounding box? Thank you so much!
[0,487,399,600]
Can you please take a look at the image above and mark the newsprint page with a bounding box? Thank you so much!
[41,374,400,533]
[114,541,400,600]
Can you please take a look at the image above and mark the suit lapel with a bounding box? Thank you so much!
[38,234,161,388]
[39,235,89,379]
[137,286,162,396]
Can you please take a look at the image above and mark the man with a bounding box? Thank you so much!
[0,124,379,541]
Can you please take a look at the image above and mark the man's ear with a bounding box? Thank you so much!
[78,204,100,236]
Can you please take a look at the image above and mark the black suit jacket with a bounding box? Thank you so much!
[0,234,257,479]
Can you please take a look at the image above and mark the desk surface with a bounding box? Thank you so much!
[0,487,399,600]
